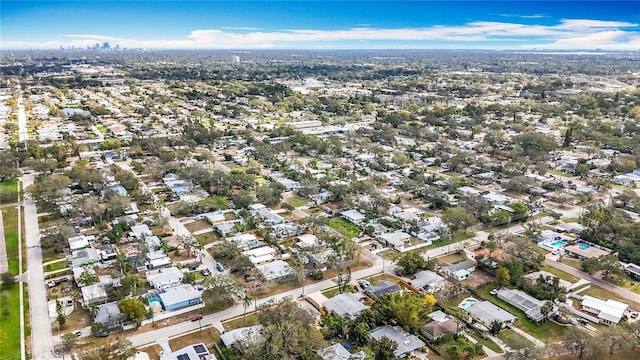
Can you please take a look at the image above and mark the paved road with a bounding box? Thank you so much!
[21,174,55,360]
[128,250,384,348]
[545,256,640,305]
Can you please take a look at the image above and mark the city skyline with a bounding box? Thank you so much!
[1,1,640,50]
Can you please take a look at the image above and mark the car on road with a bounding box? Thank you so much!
[200,269,210,276]
[191,314,203,321]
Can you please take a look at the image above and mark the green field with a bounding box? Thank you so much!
[1,206,22,360]
[0,179,19,204]
[43,260,70,273]
[286,195,309,208]
[3,207,20,274]
[0,283,21,360]
[328,218,360,238]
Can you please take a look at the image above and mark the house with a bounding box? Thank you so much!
[369,326,425,358]
[323,293,368,320]
[158,340,215,360]
[624,263,640,280]
[297,234,320,250]
[364,281,403,299]
[482,193,510,205]
[130,224,153,239]
[308,248,336,268]
[158,284,202,311]
[322,202,343,216]
[256,260,295,283]
[146,267,184,290]
[496,288,556,322]
[580,295,629,325]
[243,246,276,265]
[523,271,572,290]
[563,243,611,260]
[81,283,109,305]
[68,235,94,251]
[317,344,367,360]
[94,301,124,331]
[441,259,476,281]
[71,248,100,268]
[147,249,171,269]
[341,210,366,225]
[220,325,264,348]
[408,270,445,293]
[420,310,459,341]
[257,208,285,225]
[466,301,517,328]
[271,223,302,238]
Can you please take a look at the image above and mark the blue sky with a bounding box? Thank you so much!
[1,1,639,50]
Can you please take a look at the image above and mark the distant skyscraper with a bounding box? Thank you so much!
[232,55,240,63]
[102,42,110,49]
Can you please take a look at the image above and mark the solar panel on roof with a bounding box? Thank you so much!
[193,344,206,354]
[177,354,191,360]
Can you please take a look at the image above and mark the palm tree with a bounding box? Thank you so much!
[243,294,252,326]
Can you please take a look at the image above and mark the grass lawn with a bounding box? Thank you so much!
[195,232,218,245]
[469,331,503,354]
[286,195,309,208]
[328,218,360,238]
[552,349,638,360]
[559,258,582,271]
[43,260,70,272]
[539,264,579,283]
[476,284,568,342]
[3,207,20,274]
[223,312,261,330]
[497,329,533,348]
[0,283,21,359]
[0,179,19,204]
[321,286,356,299]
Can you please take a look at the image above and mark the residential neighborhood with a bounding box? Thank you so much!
[1,47,640,360]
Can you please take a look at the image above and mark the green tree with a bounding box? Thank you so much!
[118,298,146,324]
[56,299,66,328]
[396,251,429,276]
[369,336,398,360]
[61,332,78,352]
[441,207,476,232]
[0,271,16,287]
[496,267,511,287]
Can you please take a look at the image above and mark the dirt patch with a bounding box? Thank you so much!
[462,269,495,289]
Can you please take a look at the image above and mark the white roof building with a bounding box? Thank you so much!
[220,325,264,348]
[147,267,184,290]
[256,260,294,282]
[580,295,629,325]
[243,246,276,265]
[323,293,368,319]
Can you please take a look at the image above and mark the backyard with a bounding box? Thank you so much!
[328,218,360,238]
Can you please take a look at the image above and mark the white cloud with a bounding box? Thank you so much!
[2,18,639,50]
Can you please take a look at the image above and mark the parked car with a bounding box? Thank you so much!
[631,312,638,319]
[191,314,203,321]
[200,269,210,276]
[489,289,498,295]
[244,274,255,282]
[216,263,224,272]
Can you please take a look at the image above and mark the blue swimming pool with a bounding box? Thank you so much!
[550,240,567,248]
[578,243,590,250]
[458,297,479,309]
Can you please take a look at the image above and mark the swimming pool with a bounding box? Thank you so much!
[458,297,479,310]
[549,240,567,248]
[578,243,590,250]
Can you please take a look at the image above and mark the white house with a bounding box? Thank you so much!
[341,209,366,225]
[146,267,184,290]
[580,295,629,325]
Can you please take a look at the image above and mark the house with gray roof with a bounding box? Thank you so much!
[441,259,476,281]
[408,270,445,293]
[94,301,124,331]
[497,288,556,322]
[317,344,367,360]
[323,293,368,320]
[220,325,264,348]
[420,310,458,341]
[364,281,403,299]
[465,301,517,328]
[369,326,425,357]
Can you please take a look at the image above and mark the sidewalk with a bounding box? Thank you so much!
[462,331,500,357]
